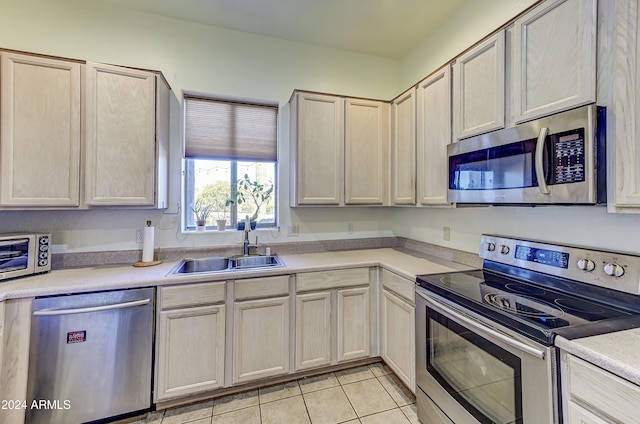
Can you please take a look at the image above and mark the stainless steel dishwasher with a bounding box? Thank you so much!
[26,287,155,424]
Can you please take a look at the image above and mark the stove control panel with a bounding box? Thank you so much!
[480,235,640,295]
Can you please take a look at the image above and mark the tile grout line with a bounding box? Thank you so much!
[295,379,315,424]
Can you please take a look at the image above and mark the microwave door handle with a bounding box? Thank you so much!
[535,127,550,194]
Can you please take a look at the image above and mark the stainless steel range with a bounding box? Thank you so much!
[415,235,640,424]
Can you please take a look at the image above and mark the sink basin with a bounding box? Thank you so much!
[169,254,283,275]
[170,257,231,274]
[231,255,283,269]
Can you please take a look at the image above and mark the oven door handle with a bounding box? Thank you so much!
[417,290,546,360]
[535,127,551,195]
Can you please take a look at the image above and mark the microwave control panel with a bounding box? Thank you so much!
[551,128,585,185]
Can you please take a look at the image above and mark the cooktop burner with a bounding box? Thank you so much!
[482,292,565,319]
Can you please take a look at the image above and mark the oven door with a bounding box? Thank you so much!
[416,287,558,424]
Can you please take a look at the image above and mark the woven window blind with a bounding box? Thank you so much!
[184,95,278,161]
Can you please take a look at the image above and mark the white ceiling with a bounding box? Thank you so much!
[98,0,468,59]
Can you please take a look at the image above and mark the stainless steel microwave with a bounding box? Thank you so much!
[447,105,606,204]
[0,233,51,281]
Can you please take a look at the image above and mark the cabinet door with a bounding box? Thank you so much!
[0,52,81,207]
[345,98,389,205]
[233,296,290,384]
[156,305,225,401]
[391,89,416,205]
[611,0,640,210]
[85,62,156,206]
[291,92,344,205]
[566,401,610,424]
[295,291,332,371]
[453,31,505,140]
[337,287,370,362]
[417,66,452,206]
[381,289,415,392]
[512,0,596,123]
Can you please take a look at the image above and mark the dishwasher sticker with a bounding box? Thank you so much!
[66,330,86,344]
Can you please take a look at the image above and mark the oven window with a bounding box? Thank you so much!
[0,239,29,272]
[427,308,523,424]
[449,138,539,191]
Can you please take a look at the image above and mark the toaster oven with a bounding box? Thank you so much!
[0,233,51,281]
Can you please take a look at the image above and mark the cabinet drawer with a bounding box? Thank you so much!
[297,268,369,292]
[159,282,226,310]
[381,269,414,304]
[235,275,290,300]
[566,354,640,424]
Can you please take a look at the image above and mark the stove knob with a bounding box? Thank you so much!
[500,245,510,255]
[603,263,625,278]
[577,258,596,272]
[486,242,496,252]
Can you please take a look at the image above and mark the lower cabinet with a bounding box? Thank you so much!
[233,296,290,384]
[566,401,609,424]
[232,275,291,385]
[155,282,226,402]
[380,269,415,392]
[562,351,640,424]
[381,289,414,391]
[156,305,225,401]
[337,287,370,362]
[296,291,332,370]
[295,268,372,372]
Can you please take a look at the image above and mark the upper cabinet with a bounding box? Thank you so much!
[417,66,452,206]
[609,0,640,211]
[511,0,597,123]
[345,98,389,205]
[452,31,506,140]
[85,62,169,207]
[290,91,389,207]
[0,52,81,207]
[390,88,416,205]
[290,92,344,206]
[0,50,170,210]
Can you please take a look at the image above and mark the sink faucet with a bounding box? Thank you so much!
[242,215,258,256]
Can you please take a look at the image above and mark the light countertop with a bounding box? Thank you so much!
[556,330,640,386]
[5,246,640,390]
[0,247,473,301]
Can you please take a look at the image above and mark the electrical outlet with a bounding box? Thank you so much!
[442,226,451,241]
[347,223,354,234]
[136,229,145,243]
[287,224,299,236]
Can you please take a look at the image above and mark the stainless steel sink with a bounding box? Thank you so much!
[170,257,231,274]
[169,254,283,275]
[231,255,283,269]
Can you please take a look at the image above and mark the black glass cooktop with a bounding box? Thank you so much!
[417,264,640,345]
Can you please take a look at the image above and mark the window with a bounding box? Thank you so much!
[183,95,278,231]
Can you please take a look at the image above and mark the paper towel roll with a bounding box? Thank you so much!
[142,224,155,262]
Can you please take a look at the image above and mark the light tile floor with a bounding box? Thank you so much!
[119,364,418,424]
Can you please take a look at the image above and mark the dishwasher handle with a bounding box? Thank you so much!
[33,298,150,316]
